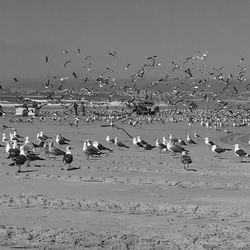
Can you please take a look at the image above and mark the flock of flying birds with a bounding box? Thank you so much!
[0,49,249,108]
[1,49,250,173]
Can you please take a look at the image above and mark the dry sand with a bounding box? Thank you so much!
[1,115,250,249]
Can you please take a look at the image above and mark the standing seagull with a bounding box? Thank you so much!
[187,134,197,144]
[9,145,27,173]
[92,141,113,152]
[167,140,188,155]
[63,146,73,170]
[106,135,115,144]
[194,132,202,139]
[114,137,130,150]
[211,144,232,158]
[234,144,250,162]
[204,137,215,147]
[56,134,70,146]
[133,137,144,149]
[181,151,192,171]
[178,138,187,146]
[82,140,102,160]
[47,141,66,158]
[155,139,167,152]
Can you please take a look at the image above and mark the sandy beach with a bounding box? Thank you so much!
[0,112,250,249]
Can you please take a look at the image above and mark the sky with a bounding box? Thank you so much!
[0,0,250,83]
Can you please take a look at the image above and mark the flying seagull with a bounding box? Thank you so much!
[107,51,116,57]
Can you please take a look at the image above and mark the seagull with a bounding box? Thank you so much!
[63,146,73,170]
[133,137,144,149]
[13,130,24,139]
[92,141,113,152]
[9,133,22,144]
[82,140,102,160]
[211,144,232,158]
[137,136,151,148]
[169,134,178,143]
[124,64,130,70]
[187,134,197,144]
[24,136,40,149]
[23,136,37,153]
[45,56,49,63]
[194,132,202,139]
[204,137,215,147]
[38,131,51,141]
[181,151,192,171]
[171,61,182,71]
[64,60,72,68]
[107,51,117,57]
[155,139,168,152]
[72,72,78,79]
[47,141,66,158]
[167,140,188,155]
[56,134,70,146]
[178,138,187,146]
[234,144,250,162]
[114,137,130,150]
[106,135,115,144]
[2,133,8,144]
[62,49,69,54]
[8,145,27,173]
[6,142,20,159]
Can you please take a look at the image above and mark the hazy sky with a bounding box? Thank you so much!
[0,0,250,82]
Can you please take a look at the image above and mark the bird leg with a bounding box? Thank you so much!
[26,160,31,167]
[17,165,21,173]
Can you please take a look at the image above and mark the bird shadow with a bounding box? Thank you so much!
[67,167,81,171]
[216,157,230,160]
[238,160,250,163]
[19,169,38,173]
[186,168,197,172]
[33,164,46,168]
